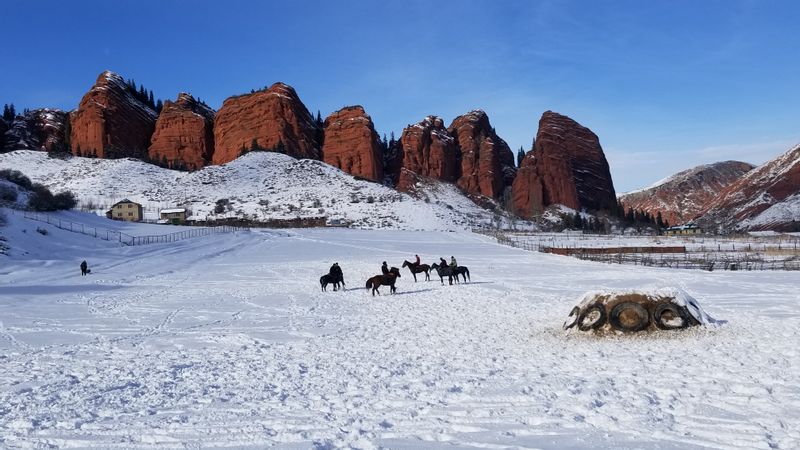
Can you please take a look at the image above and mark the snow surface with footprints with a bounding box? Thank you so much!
[1,210,799,449]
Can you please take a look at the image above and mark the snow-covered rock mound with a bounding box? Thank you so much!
[0,150,502,230]
[565,288,719,333]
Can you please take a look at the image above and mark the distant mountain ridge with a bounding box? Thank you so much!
[618,160,755,227]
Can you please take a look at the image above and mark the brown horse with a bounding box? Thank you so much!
[365,267,401,296]
[402,260,430,282]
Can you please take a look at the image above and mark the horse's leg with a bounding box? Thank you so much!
[413,272,417,282]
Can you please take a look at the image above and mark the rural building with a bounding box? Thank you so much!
[107,199,143,222]
[664,223,702,236]
[159,208,188,224]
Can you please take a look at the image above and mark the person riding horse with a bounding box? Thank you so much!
[450,256,458,269]
[329,262,345,286]
[414,254,421,267]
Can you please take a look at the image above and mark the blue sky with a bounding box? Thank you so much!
[1,0,798,191]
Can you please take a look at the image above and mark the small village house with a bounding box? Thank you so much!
[664,223,703,236]
[106,199,143,222]
[159,208,188,224]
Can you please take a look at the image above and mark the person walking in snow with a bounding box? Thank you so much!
[80,260,89,276]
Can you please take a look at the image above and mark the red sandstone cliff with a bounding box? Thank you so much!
[212,83,321,165]
[69,71,157,158]
[322,106,383,182]
[511,111,616,218]
[148,93,215,170]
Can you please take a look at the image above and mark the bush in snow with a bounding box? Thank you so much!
[0,169,33,190]
[0,185,17,203]
[28,183,77,212]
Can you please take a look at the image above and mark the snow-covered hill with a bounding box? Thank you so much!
[618,161,754,226]
[699,143,800,231]
[0,150,508,230]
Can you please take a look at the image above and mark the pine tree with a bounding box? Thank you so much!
[516,146,525,167]
[316,110,322,127]
[573,212,583,229]
[156,99,163,113]
[148,90,155,109]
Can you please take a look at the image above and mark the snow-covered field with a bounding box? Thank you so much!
[1,210,799,449]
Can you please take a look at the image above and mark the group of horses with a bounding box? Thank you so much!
[320,259,471,296]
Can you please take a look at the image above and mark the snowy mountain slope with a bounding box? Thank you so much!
[1,218,798,448]
[699,143,800,231]
[0,150,507,230]
[618,161,754,226]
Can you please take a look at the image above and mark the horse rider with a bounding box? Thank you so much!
[439,257,447,268]
[329,262,344,285]
[450,256,458,269]
[414,254,421,267]
[381,261,389,275]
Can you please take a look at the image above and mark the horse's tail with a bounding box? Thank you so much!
[320,276,325,286]
[366,279,373,290]
[465,267,470,281]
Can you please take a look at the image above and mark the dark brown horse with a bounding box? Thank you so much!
[402,260,430,282]
[430,263,470,285]
[365,267,401,296]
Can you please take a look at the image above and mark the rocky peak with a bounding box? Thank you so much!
[69,70,157,158]
[322,105,383,182]
[2,108,69,153]
[212,82,321,164]
[148,93,215,171]
[511,111,616,218]
[448,109,516,199]
[397,115,459,192]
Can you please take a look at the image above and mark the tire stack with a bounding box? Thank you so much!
[563,292,703,333]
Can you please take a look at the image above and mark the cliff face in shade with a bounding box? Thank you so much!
[619,161,754,226]
[698,144,800,231]
[448,110,516,199]
[397,116,458,192]
[0,119,7,150]
[69,71,157,158]
[511,111,616,218]
[212,82,321,165]
[148,93,215,170]
[2,109,69,153]
[322,106,383,182]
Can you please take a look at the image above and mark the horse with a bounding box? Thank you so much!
[402,260,430,282]
[365,267,401,296]
[430,263,471,285]
[320,273,344,291]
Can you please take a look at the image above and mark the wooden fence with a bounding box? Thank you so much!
[17,210,247,246]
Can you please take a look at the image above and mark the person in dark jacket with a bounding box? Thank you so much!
[381,261,389,275]
[414,254,421,266]
[439,257,447,268]
[329,262,345,286]
[80,260,89,276]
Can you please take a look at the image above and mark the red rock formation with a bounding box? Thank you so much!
[699,144,800,231]
[397,116,458,191]
[322,106,383,182]
[448,110,515,199]
[511,111,616,218]
[70,71,157,158]
[212,82,320,165]
[148,93,215,170]
[619,161,754,226]
[2,108,69,153]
